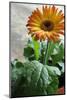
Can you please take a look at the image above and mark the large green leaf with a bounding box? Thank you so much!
[45,65,60,94]
[11,60,60,97]
[46,77,59,94]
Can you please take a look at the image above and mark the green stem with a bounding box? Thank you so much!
[43,40,49,65]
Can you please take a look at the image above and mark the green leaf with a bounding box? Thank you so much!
[45,65,60,94]
[24,46,34,60]
[44,41,55,64]
[32,38,40,60]
[45,65,61,76]
[46,77,59,94]
[11,60,59,97]
[39,41,55,64]
[58,62,64,73]
[24,38,40,60]
[47,41,55,57]
[51,43,64,64]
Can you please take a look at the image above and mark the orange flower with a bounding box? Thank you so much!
[26,5,64,42]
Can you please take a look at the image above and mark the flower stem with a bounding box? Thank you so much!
[43,40,49,65]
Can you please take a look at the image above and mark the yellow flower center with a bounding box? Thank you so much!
[41,20,54,31]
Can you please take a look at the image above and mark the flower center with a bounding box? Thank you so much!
[41,20,54,31]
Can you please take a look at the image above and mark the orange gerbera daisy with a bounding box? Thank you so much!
[26,5,64,42]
